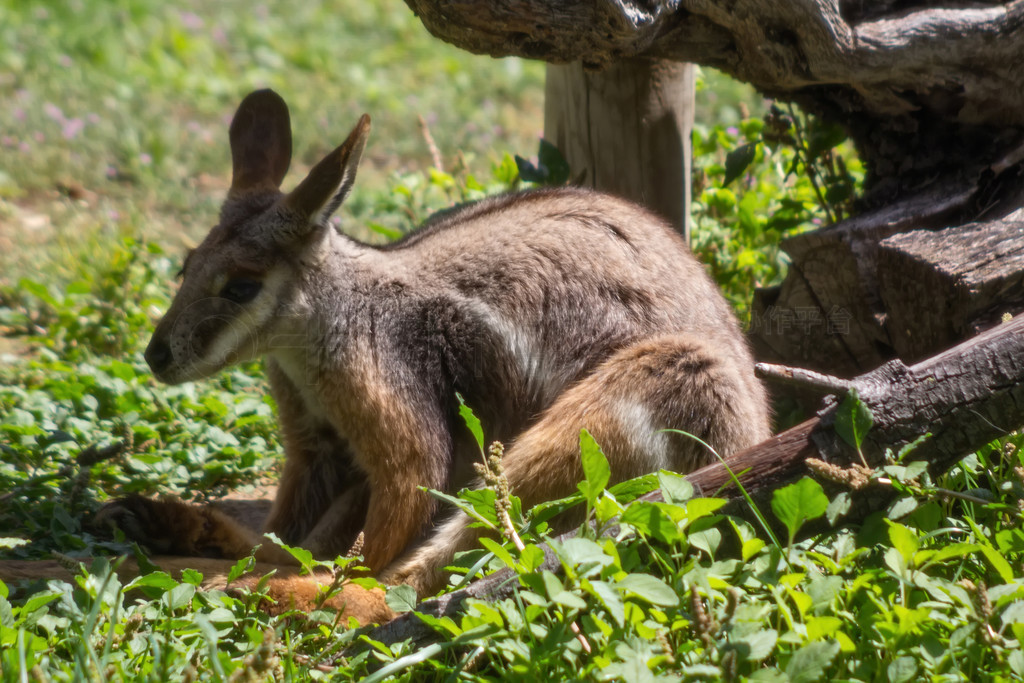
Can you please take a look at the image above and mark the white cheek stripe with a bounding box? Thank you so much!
[202,270,286,367]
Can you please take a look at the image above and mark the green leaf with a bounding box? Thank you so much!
[917,542,980,569]
[107,359,137,382]
[427,487,498,529]
[0,595,12,628]
[902,460,929,480]
[996,528,1024,554]
[478,536,516,569]
[1001,600,1024,627]
[127,571,178,592]
[492,153,520,185]
[684,497,728,524]
[603,643,658,683]
[824,182,852,206]
[516,139,570,186]
[559,537,613,575]
[978,545,1014,583]
[807,575,844,611]
[518,544,545,573]
[587,579,625,627]
[594,493,624,524]
[723,143,758,186]
[658,470,694,504]
[226,555,256,584]
[785,640,840,683]
[896,434,931,460]
[385,584,418,613]
[825,491,851,526]
[616,574,679,607]
[885,520,919,563]
[688,527,723,557]
[19,278,58,307]
[456,393,484,454]
[771,477,829,543]
[887,496,918,520]
[457,488,500,525]
[887,656,918,683]
[805,615,843,641]
[1010,649,1024,679]
[834,388,874,451]
[965,517,1015,582]
[163,582,195,611]
[537,139,570,185]
[742,537,766,561]
[541,571,587,610]
[276,539,314,571]
[732,629,777,661]
[806,121,847,159]
[578,429,610,505]
[621,501,680,543]
[66,280,91,295]
[180,568,203,586]
[608,473,660,501]
[19,590,62,616]
[883,546,907,576]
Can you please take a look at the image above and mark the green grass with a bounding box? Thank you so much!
[0,0,764,289]
[0,0,547,284]
[2,0,1021,680]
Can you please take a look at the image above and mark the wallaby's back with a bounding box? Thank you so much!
[352,186,765,454]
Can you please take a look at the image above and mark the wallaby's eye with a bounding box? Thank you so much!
[219,278,262,304]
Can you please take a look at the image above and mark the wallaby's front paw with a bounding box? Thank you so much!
[95,495,208,555]
[234,573,395,625]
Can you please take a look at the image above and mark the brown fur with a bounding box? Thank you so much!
[2,90,771,624]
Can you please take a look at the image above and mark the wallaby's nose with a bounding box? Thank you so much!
[145,339,172,374]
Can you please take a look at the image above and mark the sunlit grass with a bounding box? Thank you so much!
[0,0,547,284]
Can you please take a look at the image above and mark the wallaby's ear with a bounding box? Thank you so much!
[283,114,370,226]
[229,90,293,196]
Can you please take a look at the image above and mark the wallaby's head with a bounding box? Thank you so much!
[145,90,370,384]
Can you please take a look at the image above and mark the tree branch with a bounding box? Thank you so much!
[404,0,1024,194]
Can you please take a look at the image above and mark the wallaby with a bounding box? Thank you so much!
[87,90,770,621]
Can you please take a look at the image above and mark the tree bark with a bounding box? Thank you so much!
[877,214,1024,363]
[366,313,1024,647]
[403,0,1024,199]
[544,59,694,237]
[750,182,1024,375]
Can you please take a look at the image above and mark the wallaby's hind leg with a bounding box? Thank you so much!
[382,333,770,596]
[263,449,369,557]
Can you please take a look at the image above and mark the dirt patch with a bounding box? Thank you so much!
[0,334,36,360]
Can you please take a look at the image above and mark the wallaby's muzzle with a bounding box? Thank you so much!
[145,336,173,379]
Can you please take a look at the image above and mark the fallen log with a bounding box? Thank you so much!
[877,214,1024,363]
[750,185,1024,376]
[369,313,1024,646]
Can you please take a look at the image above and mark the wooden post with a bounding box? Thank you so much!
[544,59,695,240]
